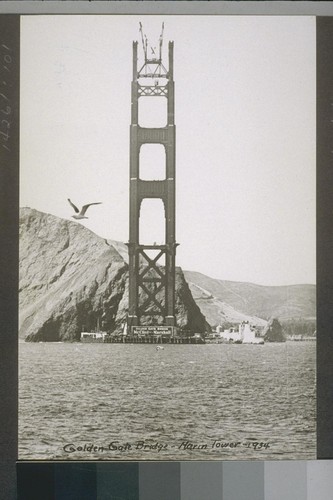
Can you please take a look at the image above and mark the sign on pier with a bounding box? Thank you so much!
[131,326,175,336]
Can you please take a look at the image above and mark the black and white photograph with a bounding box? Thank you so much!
[18,15,316,461]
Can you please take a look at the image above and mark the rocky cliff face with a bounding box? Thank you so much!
[19,208,208,341]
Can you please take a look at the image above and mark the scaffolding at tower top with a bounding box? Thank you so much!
[137,22,169,79]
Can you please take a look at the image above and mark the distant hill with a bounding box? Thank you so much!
[184,270,316,326]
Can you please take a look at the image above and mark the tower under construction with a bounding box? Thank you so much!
[127,24,177,339]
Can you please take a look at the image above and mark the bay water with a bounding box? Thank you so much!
[19,341,316,461]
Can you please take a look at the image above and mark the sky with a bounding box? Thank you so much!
[20,15,316,286]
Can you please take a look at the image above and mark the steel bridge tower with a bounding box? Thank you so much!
[127,25,177,332]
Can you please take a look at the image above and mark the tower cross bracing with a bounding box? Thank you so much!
[127,26,177,331]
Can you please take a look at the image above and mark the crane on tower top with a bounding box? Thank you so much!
[158,22,165,61]
[139,22,148,61]
[137,22,168,78]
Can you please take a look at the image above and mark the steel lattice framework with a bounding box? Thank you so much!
[127,26,177,329]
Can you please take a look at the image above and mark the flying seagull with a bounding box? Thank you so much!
[68,199,102,220]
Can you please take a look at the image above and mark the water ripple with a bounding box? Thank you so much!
[19,342,316,460]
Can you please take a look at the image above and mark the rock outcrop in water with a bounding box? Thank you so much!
[19,208,208,341]
[263,318,286,342]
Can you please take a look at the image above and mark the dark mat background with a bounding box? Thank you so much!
[1,11,333,500]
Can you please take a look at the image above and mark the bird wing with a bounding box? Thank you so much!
[80,202,102,216]
[68,198,79,213]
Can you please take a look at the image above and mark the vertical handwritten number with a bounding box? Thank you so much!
[1,44,12,154]
[2,119,10,129]
[1,105,11,115]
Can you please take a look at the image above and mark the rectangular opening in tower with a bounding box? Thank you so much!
[139,144,166,180]
[138,96,167,128]
[139,198,166,245]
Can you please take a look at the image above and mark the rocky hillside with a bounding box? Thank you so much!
[19,208,208,341]
[184,270,316,325]
[187,280,267,328]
